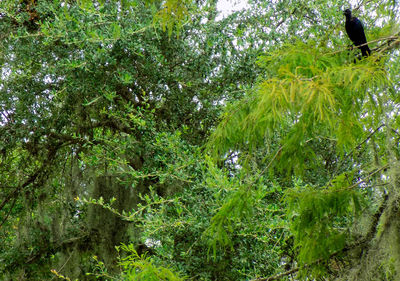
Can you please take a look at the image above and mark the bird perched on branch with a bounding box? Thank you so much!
[343,9,371,57]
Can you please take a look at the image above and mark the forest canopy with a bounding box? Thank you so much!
[0,0,400,280]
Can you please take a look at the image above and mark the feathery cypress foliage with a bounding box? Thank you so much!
[206,39,393,276]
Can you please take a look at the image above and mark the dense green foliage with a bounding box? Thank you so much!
[1,0,400,280]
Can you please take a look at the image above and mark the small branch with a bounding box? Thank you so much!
[344,124,384,160]
[345,164,389,191]
[0,196,17,228]
[261,146,283,176]
[0,169,41,214]
[50,253,73,281]
[327,34,400,56]
[243,146,283,188]
[275,8,297,29]
[252,266,301,281]
[332,124,385,179]
[354,0,374,12]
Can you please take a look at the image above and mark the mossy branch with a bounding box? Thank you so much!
[252,192,390,281]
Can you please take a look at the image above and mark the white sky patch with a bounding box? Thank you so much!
[145,238,162,248]
[216,0,249,20]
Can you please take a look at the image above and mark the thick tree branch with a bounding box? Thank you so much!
[0,143,61,227]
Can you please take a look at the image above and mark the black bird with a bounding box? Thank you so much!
[343,9,371,57]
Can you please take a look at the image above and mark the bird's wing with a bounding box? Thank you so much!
[348,18,367,45]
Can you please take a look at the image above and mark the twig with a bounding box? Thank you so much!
[252,266,301,281]
[340,164,389,192]
[0,169,41,214]
[327,35,400,56]
[330,123,385,181]
[0,196,17,228]
[338,124,385,168]
[259,146,284,180]
[275,8,297,29]
[50,253,73,281]
[322,164,389,196]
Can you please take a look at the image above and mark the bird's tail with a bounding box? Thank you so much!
[361,45,371,57]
